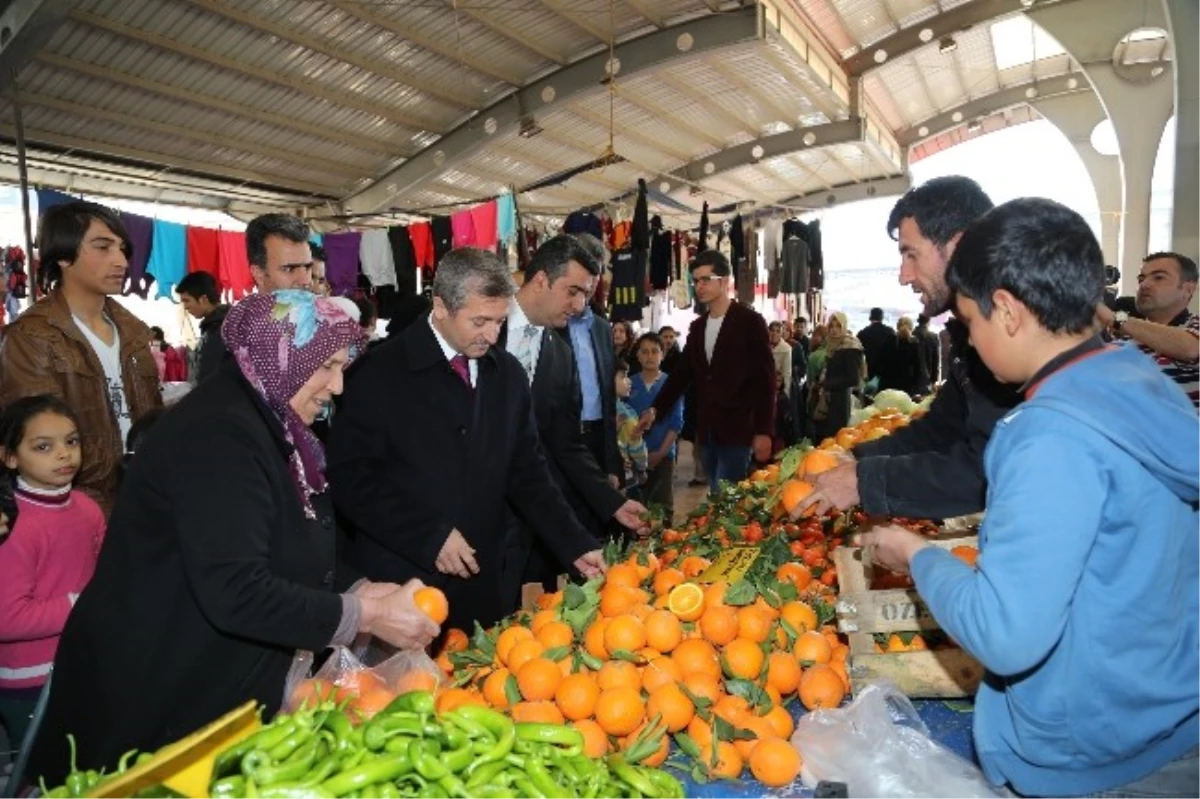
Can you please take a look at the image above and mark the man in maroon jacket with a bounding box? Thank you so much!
[638,250,776,492]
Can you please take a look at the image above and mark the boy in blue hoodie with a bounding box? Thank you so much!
[858,197,1199,798]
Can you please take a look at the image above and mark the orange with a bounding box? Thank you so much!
[441,628,470,654]
[351,687,396,720]
[555,672,601,721]
[621,722,670,767]
[535,591,563,610]
[572,719,609,758]
[506,639,546,674]
[723,638,766,680]
[679,556,711,579]
[604,614,648,653]
[643,610,683,653]
[496,626,535,666]
[831,643,850,664]
[713,694,751,725]
[600,585,646,618]
[682,672,722,705]
[830,659,851,693]
[596,660,641,692]
[511,700,565,725]
[340,669,385,697]
[434,652,454,674]
[951,545,979,567]
[626,552,659,581]
[835,427,862,450]
[605,563,642,590]
[799,664,846,710]
[750,738,802,787]
[393,670,439,695]
[909,634,928,651]
[699,605,739,646]
[736,607,772,644]
[886,633,910,653]
[413,586,449,624]
[753,596,781,621]
[534,620,574,650]
[781,479,817,517]
[766,652,803,696]
[801,449,840,477]
[733,715,777,760]
[482,667,513,710]
[291,678,346,708]
[672,638,721,680]
[594,687,645,736]
[436,687,486,714]
[707,741,744,780]
[776,563,813,592]
[781,602,819,635]
[529,609,558,634]
[703,581,730,608]
[646,683,695,732]
[631,603,655,622]
[763,704,796,739]
[641,657,683,693]
[653,568,685,597]
[794,631,833,665]
[584,619,610,660]
[686,715,715,749]
[667,583,705,622]
[516,657,563,702]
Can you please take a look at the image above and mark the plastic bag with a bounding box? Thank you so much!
[791,681,1008,798]
[282,644,442,722]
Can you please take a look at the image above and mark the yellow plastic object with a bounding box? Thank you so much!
[88,701,262,798]
[698,546,761,584]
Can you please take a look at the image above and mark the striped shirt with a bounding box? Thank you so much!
[1131,311,1199,409]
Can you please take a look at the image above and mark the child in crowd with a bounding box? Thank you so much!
[857,198,1199,798]
[772,366,794,456]
[0,396,105,747]
[614,362,648,491]
[628,333,684,520]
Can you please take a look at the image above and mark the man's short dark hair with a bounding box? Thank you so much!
[691,250,731,276]
[149,326,164,341]
[37,201,131,291]
[573,233,609,269]
[869,308,884,322]
[794,317,808,326]
[917,313,931,326]
[526,235,600,282]
[658,325,676,335]
[887,176,994,247]
[354,297,377,328]
[947,197,1103,335]
[310,243,326,263]
[615,360,629,376]
[246,214,311,268]
[768,321,784,332]
[1144,251,1198,284]
[636,332,664,353]
[176,271,220,304]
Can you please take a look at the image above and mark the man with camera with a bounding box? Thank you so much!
[1098,252,1198,409]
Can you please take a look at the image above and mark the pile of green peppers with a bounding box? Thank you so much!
[206,690,685,798]
[40,735,179,798]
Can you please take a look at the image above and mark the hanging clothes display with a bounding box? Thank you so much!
[496,193,517,246]
[216,230,254,299]
[430,216,453,264]
[632,179,650,250]
[737,225,757,306]
[698,202,710,250]
[359,229,397,288]
[610,221,631,251]
[322,231,362,297]
[779,232,810,295]
[408,221,435,272]
[563,210,603,240]
[608,248,643,322]
[146,220,187,300]
[649,217,672,290]
[807,219,824,290]
[119,211,154,299]
[388,225,417,297]
[185,226,220,281]
[34,189,75,215]
[470,200,498,250]
[450,209,476,248]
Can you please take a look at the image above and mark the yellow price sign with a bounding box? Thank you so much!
[698,546,761,584]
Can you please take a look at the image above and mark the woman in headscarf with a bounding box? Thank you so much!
[809,312,866,442]
[30,290,440,784]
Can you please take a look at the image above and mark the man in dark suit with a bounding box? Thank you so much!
[638,250,776,493]
[857,307,897,382]
[327,248,605,631]
[502,236,647,601]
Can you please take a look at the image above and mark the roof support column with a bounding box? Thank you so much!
[1032,91,1121,268]
[1030,0,1174,294]
[1163,0,1198,263]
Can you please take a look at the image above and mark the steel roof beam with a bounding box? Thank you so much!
[669,119,864,183]
[773,173,913,210]
[537,0,610,45]
[844,0,1028,77]
[70,10,440,135]
[180,0,477,110]
[624,0,665,28]
[895,72,1089,146]
[345,7,761,214]
[448,0,567,66]
[0,0,78,79]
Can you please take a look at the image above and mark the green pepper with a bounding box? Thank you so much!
[319,710,358,754]
[442,740,474,774]
[529,753,574,798]
[45,785,70,799]
[297,756,339,788]
[608,755,661,798]
[455,706,516,777]
[257,785,333,798]
[375,781,401,799]
[245,778,261,799]
[512,776,545,798]
[363,714,439,751]
[211,775,246,798]
[472,788,519,799]
[380,690,436,716]
[246,739,320,787]
[217,720,299,776]
[464,759,509,789]
[515,723,585,750]
[268,726,313,763]
[410,739,449,781]
[438,772,468,797]
[320,750,412,797]
[644,769,685,798]
[442,709,492,740]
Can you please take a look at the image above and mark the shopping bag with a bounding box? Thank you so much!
[283,644,442,722]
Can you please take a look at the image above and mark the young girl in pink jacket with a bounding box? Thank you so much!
[0,396,105,747]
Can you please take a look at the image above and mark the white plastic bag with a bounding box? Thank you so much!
[791,681,1008,798]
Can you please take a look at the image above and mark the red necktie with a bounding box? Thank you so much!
[450,353,473,392]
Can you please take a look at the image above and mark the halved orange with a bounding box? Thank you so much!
[667,582,705,622]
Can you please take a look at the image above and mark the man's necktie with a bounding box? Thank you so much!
[520,325,539,381]
[450,353,472,392]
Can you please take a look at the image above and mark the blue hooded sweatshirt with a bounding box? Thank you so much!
[911,344,1199,796]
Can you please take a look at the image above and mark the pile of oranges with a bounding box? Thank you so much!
[435,550,851,788]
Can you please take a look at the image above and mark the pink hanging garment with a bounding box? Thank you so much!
[185,226,220,281]
[217,230,255,299]
[450,209,477,248]
[470,200,498,250]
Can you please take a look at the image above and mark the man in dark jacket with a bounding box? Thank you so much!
[177,271,230,383]
[798,176,1019,520]
[914,313,940,386]
[639,250,776,492]
[857,307,896,382]
[328,248,604,631]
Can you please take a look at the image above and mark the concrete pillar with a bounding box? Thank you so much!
[1163,0,1198,262]
[1030,0,1175,296]
[1033,91,1122,268]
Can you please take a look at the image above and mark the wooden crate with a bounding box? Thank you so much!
[831,531,984,698]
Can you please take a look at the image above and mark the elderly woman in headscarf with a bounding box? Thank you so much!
[809,311,866,441]
[30,290,440,784]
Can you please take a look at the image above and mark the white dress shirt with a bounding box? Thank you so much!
[429,314,477,387]
[506,298,544,383]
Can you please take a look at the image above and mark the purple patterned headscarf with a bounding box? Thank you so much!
[222,289,367,517]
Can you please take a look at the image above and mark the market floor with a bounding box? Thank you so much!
[670,441,710,525]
